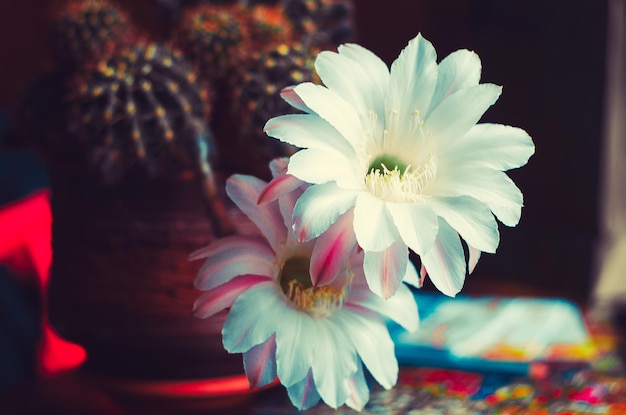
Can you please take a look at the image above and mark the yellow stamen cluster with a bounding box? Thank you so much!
[286,280,346,318]
[365,152,437,203]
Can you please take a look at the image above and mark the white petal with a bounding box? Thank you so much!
[425,83,502,152]
[386,33,438,140]
[222,282,285,353]
[315,51,385,138]
[310,320,357,408]
[333,309,398,390]
[430,196,499,253]
[338,43,390,102]
[387,201,438,255]
[310,210,357,286]
[226,175,286,250]
[275,311,315,387]
[427,49,482,116]
[441,123,535,171]
[288,148,361,188]
[264,113,355,157]
[348,280,419,332]
[194,236,276,290]
[293,182,358,242]
[344,361,370,411]
[243,335,277,388]
[403,259,423,288]
[420,218,466,297]
[432,167,523,226]
[363,241,408,299]
[286,370,321,411]
[290,82,363,150]
[353,192,400,252]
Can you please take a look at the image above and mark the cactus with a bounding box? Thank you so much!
[245,3,295,52]
[52,0,131,68]
[66,41,212,183]
[177,3,249,82]
[221,42,317,178]
[283,0,354,48]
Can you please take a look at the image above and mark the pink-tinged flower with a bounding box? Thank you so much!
[264,33,534,299]
[191,160,419,411]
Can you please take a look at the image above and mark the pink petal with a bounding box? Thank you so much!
[269,157,289,177]
[280,86,311,113]
[286,370,321,411]
[344,362,369,411]
[226,175,286,251]
[192,274,270,318]
[243,335,277,388]
[363,241,408,299]
[257,172,303,205]
[468,245,482,274]
[193,237,276,290]
[310,210,357,286]
[189,235,268,261]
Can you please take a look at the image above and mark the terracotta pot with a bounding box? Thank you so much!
[47,166,244,381]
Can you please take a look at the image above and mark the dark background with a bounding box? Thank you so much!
[0,0,609,390]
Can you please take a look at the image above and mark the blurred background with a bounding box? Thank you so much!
[0,0,615,400]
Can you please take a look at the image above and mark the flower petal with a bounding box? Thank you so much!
[441,123,535,171]
[290,82,363,150]
[310,321,357,408]
[333,309,398,390]
[286,370,321,411]
[349,278,419,332]
[427,49,482,116]
[430,196,499,253]
[468,244,482,274]
[387,201,439,255]
[280,85,311,113]
[288,147,361,188]
[226,175,286,250]
[386,33,438,139]
[257,172,302,205]
[310,210,357,286]
[293,182,358,242]
[264,113,355,157]
[243,335,277,388]
[403,259,423,288]
[193,274,270,318]
[420,218,466,297]
[344,361,369,411]
[222,281,285,353]
[268,157,289,177]
[425,83,502,152]
[363,241,408,299]
[193,236,276,290]
[432,167,524,226]
[275,312,315,387]
[353,192,400,252]
[338,42,390,101]
[315,50,385,138]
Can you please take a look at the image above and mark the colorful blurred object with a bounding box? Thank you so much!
[0,190,86,377]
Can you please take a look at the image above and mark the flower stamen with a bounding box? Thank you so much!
[286,280,346,318]
[365,152,437,202]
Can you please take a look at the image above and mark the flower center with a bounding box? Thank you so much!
[365,152,437,202]
[279,256,346,318]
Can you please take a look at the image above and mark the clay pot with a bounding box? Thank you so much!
[47,166,244,381]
